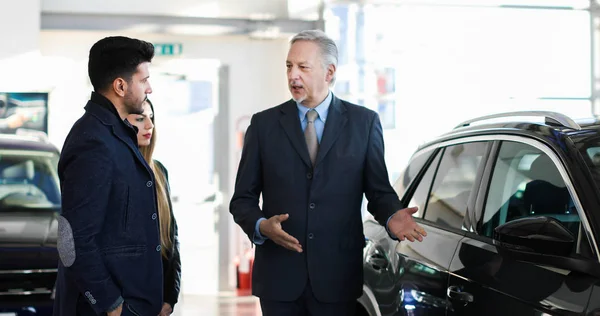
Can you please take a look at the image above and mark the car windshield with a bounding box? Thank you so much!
[0,149,60,210]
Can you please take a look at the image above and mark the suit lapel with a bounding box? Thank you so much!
[85,100,154,176]
[315,96,347,167]
[111,125,154,176]
[279,100,312,168]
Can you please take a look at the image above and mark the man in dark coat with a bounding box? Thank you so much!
[53,36,163,316]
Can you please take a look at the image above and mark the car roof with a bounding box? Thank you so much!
[417,112,600,151]
[0,134,59,153]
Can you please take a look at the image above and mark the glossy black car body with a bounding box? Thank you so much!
[0,134,60,316]
[358,112,600,316]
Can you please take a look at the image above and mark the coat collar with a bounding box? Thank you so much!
[84,92,152,175]
[84,92,139,141]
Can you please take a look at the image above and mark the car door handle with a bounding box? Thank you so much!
[366,253,388,270]
[447,285,474,303]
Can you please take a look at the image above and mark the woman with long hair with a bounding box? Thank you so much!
[127,99,181,316]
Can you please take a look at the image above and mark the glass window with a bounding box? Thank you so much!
[423,142,488,230]
[327,3,591,176]
[381,0,588,7]
[579,136,600,192]
[403,152,441,219]
[393,150,434,197]
[481,141,580,240]
[0,150,61,210]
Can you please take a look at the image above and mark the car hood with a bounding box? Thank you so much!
[0,210,59,248]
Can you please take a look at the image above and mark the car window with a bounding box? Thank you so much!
[403,152,441,218]
[580,141,600,193]
[0,150,61,210]
[394,150,434,197]
[481,141,581,243]
[423,142,488,230]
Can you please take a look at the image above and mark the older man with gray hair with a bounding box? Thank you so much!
[230,29,426,316]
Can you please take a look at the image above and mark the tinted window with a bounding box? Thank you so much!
[0,150,61,210]
[404,152,441,218]
[394,151,434,197]
[481,141,580,241]
[423,142,488,230]
[579,138,600,193]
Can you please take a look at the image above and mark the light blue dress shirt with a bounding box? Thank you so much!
[253,92,332,244]
[296,92,332,144]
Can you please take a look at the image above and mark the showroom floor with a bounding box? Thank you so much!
[173,293,261,316]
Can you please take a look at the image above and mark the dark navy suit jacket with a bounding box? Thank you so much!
[53,93,163,316]
[230,95,402,303]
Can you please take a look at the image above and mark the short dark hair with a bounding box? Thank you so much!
[88,36,155,92]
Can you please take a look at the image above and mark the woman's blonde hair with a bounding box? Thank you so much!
[138,99,172,258]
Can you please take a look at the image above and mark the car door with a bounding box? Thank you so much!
[363,149,439,316]
[364,141,491,316]
[447,139,599,315]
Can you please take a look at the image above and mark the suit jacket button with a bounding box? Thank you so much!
[152,213,157,220]
[156,245,161,252]
[308,233,314,239]
[309,203,315,209]
[146,181,153,187]
[306,173,313,179]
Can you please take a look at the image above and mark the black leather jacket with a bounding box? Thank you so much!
[155,160,181,308]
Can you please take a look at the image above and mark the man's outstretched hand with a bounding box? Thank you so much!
[388,207,427,242]
[259,214,303,253]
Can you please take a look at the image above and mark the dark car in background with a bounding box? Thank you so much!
[357,111,600,316]
[0,133,60,316]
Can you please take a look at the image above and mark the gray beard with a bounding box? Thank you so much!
[293,95,306,104]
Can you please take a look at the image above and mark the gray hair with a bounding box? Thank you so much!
[290,30,338,86]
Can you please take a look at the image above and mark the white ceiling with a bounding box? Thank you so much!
[41,0,325,37]
[41,0,323,19]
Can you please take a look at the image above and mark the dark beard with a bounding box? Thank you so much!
[125,103,143,115]
[124,96,145,115]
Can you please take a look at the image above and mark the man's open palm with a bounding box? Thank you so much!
[388,207,427,242]
[260,214,303,253]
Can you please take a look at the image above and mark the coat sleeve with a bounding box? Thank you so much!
[58,137,123,313]
[229,114,265,240]
[363,112,403,227]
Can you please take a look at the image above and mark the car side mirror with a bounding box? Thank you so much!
[494,216,600,278]
[494,216,574,257]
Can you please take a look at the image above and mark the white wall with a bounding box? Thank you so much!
[0,0,39,60]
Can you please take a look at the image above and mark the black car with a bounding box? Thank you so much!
[0,133,60,316]
[357,111,600,316]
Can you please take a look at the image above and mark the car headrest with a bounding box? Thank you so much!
[528,154,564,187]
[592,153,600,166]
[2,160,34,180]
